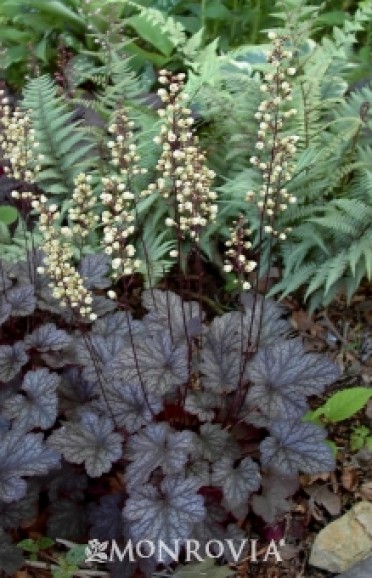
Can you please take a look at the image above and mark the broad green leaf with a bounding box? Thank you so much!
[126,10,178,56]
[27,0,85,29]
[0,206,18,225]
[66,544,87,565]
[315,387,372,423]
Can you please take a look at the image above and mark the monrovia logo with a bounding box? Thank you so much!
[85,538,286,564]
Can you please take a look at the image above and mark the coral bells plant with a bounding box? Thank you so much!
[0,36,341,578]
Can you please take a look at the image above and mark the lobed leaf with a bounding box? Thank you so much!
[0,430,60,502]
[211,457,260,517]
[123,475,205,563]
[47,412,123,477]
[0,342,28,383]
[125,423,196,489]
[3,369,60,431]
[260,420,336,475]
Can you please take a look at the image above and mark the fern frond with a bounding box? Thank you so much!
[22,75,96,195]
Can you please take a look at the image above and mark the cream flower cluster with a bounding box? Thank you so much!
[69,172,98,237]
[0,93,41,186]
[223,215,257,290]
[34,197,96,320]
[247,32,298,240]
[107,108,146,178]
[100,109,142,279]
[146,70,218,244]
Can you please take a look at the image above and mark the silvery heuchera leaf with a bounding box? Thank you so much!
[0,416,10,432]
[260,420,336,475]
[123,475,205,563]
[197,424,240,462]
[41,344,78,369]
[47,465,88,502]
[241,293,289,346]
[24,323,72,352]
[185,391,221,422]
[79,253,111,289]
[7,284,36,316]
[92,311,144,341]
[245,339,341,421]
[192,500,227,551]
[47,412,123,477]
[200,312,248,392]
[76,333,123,383]
[142,289,203,343]
[112,331,189,395]
[47,499,88,540]
[0,261,13,292]
[0,483,38,529]
[251,469,298,524]
[59,367,98,419]
[3,369,60,431]
[91,294,116,317]
[0,430,60,502]
[125,423,196,489]
[0,342,28,382]
[0,528,24,576]
[0,299,11,325]
[186,460,211,487]
[211,457,261,517]
[94,381,163,432]
[89,494,125,541]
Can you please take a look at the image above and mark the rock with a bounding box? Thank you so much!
[309,501,372,572]
[337,556,372,578]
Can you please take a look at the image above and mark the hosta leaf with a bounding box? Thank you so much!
[47,412,123,477]
[0,528,24,576]
[79,253,111,289]
[125,423,195,489]
[95,381,163,432]
[142,289,203,343]
[245,339,340,421]
[260,420,336,475]
[211,457,260,517]
[3,369,60,431]
[112,331,189,395]
[7,284,36,316]
[0,430,60,502]
[0,342,28,382]
[123,476,205,563]
[24,323,72,352]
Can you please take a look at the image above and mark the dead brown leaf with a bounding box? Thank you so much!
[359,481,372,501]
[341,466,359,491]
[305,483,341,516]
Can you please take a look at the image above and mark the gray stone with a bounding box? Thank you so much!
[309,501,372,573]
[337,556,372,578]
